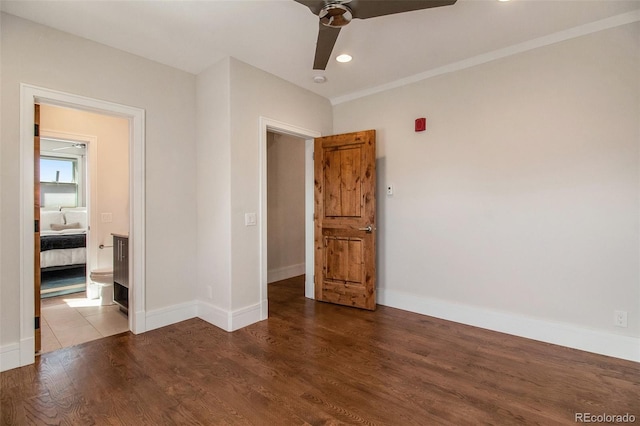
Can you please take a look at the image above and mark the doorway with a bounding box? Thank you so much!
[266,131,306,289]
[37,105,130,353]
[259,117,321,318]
[39,135,90,302]
[18,84,146,369]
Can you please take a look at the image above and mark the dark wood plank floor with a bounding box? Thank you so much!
[2,275,639,425]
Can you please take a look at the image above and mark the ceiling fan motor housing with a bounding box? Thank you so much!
[319,3,353,28]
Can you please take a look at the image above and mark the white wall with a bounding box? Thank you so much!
[0,13,198,351]
[333,22,640,360]
[267,132,306,283]
[40,105,129,269]
[196,58,232,315]
[2,10,637,367]
[195,58,331,329]
[228,58,333,313]
[197,58,332,328]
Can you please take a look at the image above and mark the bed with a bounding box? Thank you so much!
[40,209,87,270]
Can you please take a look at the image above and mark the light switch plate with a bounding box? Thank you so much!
[245,213,257,226]
[101,213,113,223]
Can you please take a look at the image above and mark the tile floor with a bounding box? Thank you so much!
[40,292,129,354]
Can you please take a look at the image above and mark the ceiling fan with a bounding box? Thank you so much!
[52,143,86,151]
[294,0,457,70]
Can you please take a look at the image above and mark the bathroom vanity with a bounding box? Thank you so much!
[112,233,129,314]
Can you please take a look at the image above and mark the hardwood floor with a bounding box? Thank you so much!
[2,276,639,425]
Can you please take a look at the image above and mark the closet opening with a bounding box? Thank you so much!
[266,131,307,297]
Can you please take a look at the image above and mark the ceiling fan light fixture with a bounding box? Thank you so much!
[319,4,352,28]
[336,54,352,63]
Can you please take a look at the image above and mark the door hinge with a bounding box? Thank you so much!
[34,219,39,233]
[312,151,315,160]
[34,123,39,137]
[35,316,40,330]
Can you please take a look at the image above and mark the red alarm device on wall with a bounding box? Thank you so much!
[415,117,426,132]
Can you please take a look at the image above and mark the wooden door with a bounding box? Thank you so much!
[314,130,376,310]
[34,104,41,353]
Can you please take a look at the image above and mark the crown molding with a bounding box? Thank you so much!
[331,10,640,106]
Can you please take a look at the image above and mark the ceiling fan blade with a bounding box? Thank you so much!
[349,0,456,19]
[313,22,341,70]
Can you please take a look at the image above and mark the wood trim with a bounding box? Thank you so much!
[314,130,376,310]
[33,104,41,354]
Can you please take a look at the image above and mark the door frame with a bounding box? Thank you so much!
[19,84,146,367]
[259,117,321,317]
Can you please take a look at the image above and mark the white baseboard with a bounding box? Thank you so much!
[198,300,231,331]
[141,298,264,335]
[229,302,264,331]
[0,338,35,373]
[20,337,35,367]
[378,288,640,363]
[145,301,198,332]
[268,263,305,283]
[131,309,146,335]
[197,300,264,332]
[0,343,21,372]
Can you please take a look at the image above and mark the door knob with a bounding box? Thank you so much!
[358,225,373,233]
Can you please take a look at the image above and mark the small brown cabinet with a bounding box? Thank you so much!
[112,234,129,314]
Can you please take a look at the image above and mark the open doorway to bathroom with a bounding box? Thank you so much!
[39,137,88,299]
[37,104,130,354]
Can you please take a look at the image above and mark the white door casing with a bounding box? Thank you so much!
[259,117,321,320]
[19,84,146,368]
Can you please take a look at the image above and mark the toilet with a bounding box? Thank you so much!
[89,267,114,306]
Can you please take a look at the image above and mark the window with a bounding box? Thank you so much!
[40,157,76,183]
[40,156,79,208]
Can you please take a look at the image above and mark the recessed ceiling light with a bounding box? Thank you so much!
[336,54,352,63]
[313,75,327,83]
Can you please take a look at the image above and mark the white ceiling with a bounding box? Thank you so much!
[2,0,639,103]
